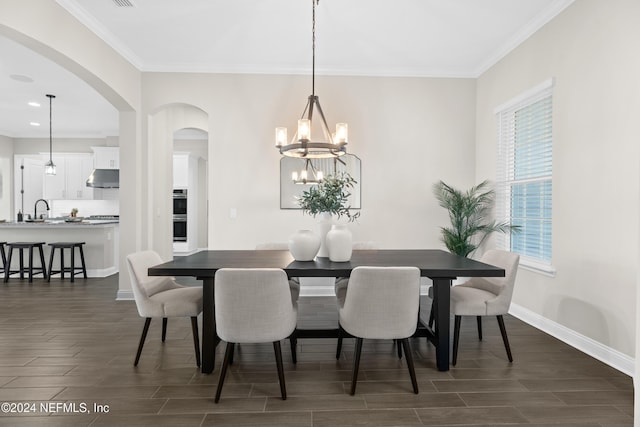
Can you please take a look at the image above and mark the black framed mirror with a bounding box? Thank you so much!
[280,154,361,210]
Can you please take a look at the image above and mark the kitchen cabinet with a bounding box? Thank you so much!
[92,146,119,169]
[43,154,94,200]
[173,153,190,189]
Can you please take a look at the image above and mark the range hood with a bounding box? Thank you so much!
[86,169,119,188]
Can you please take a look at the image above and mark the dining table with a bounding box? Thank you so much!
[148,249,505,374]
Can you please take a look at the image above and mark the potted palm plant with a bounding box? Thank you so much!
[433,180,518,258]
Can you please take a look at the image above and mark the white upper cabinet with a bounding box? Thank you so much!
[92,146,119,169]
[173,153,189,189]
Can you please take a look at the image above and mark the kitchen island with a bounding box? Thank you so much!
[0,221,119,277]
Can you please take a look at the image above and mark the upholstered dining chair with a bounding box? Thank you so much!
[214,268,298,402]
[445,249,520,365]
[255,243,301,362]
[336,266,421,395]
[126,250,203,367]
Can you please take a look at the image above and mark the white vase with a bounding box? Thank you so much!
[326,224,353,262]
[288,230,321,261]
[316,212,333,258]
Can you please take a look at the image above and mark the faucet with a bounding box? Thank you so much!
[34,199,50,220]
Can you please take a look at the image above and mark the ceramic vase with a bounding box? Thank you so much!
[316,212,333,258]
[326,224,353,262]
[288,230,321,261]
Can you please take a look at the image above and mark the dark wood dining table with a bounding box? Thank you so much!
[148,249,504,374]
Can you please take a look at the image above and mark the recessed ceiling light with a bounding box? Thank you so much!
[10,74,34,83]
[30,122,41,127]
[28,101,41,107]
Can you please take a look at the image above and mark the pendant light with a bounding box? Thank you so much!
[275,0,348,159]
[44,94,56,175]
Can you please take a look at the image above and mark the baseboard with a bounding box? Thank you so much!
[509,303,634,377]
[116,290,134,301]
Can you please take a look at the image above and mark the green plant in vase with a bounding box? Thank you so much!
[297,172,360,222]
[433,180,519,258]
[297,172,359,258]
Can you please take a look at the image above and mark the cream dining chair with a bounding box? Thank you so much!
[214,268,298,402]
[126,250,203,367]
[336,266,421,395]
[445,249,520,365]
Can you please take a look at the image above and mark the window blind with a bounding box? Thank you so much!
[496,80,553,269]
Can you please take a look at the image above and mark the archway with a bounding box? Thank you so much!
[147,104,209,260]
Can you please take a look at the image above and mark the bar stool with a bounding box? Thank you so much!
[4,242,48,282]
[47,242,88,283]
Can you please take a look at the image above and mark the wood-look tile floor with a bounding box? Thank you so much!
[0,275,633,426]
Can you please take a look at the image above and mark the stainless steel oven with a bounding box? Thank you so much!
[173,189,187,215]
[173,189,188,242]
[173,214,187,242]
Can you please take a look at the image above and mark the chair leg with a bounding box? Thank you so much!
[477,316,483,341]
[289,334,297,364]
[190,317,201,367]
[229,342,235,365]
[273,341,287,400]
[452,315,461,366]
[336,325,343,360]
[215,342,235,403]
[161,318,168,342]
[134,318,152,366]
[496,315,513,362]
[349,337,364,395]
[401,338,419,394]
[396,339,403,359]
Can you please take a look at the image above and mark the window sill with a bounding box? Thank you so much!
[519,258,556,277]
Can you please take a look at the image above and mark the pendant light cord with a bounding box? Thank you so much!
[312,0,318,96]
[47,94,55,163]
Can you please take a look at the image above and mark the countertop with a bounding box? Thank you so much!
[0,220,119,228]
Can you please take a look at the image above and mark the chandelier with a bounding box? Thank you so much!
[275,0,348,159]
[44,94,56,175]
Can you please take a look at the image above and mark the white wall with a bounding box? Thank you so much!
[0,135,13,221]
[476,0,640,359]
[143,73,477,252]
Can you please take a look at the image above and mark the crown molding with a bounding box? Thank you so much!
[473,0,575,77]
[56,0,144,70]
[58,0,575,79]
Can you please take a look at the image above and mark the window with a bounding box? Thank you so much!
[495,79,555,275]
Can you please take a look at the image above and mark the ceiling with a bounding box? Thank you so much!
[0,0,573,139]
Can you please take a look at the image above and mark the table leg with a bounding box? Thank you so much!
[432,278,452,371]
[201,277,216,374]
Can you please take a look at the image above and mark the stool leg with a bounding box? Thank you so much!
[28,246,34,283]
[4,247,13,282]
[70,246,75,283]
[18,248,24,280]
[60,247,65,280]
[47,247,55,282]
[38,245,47,280]
[78,244,87,279]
